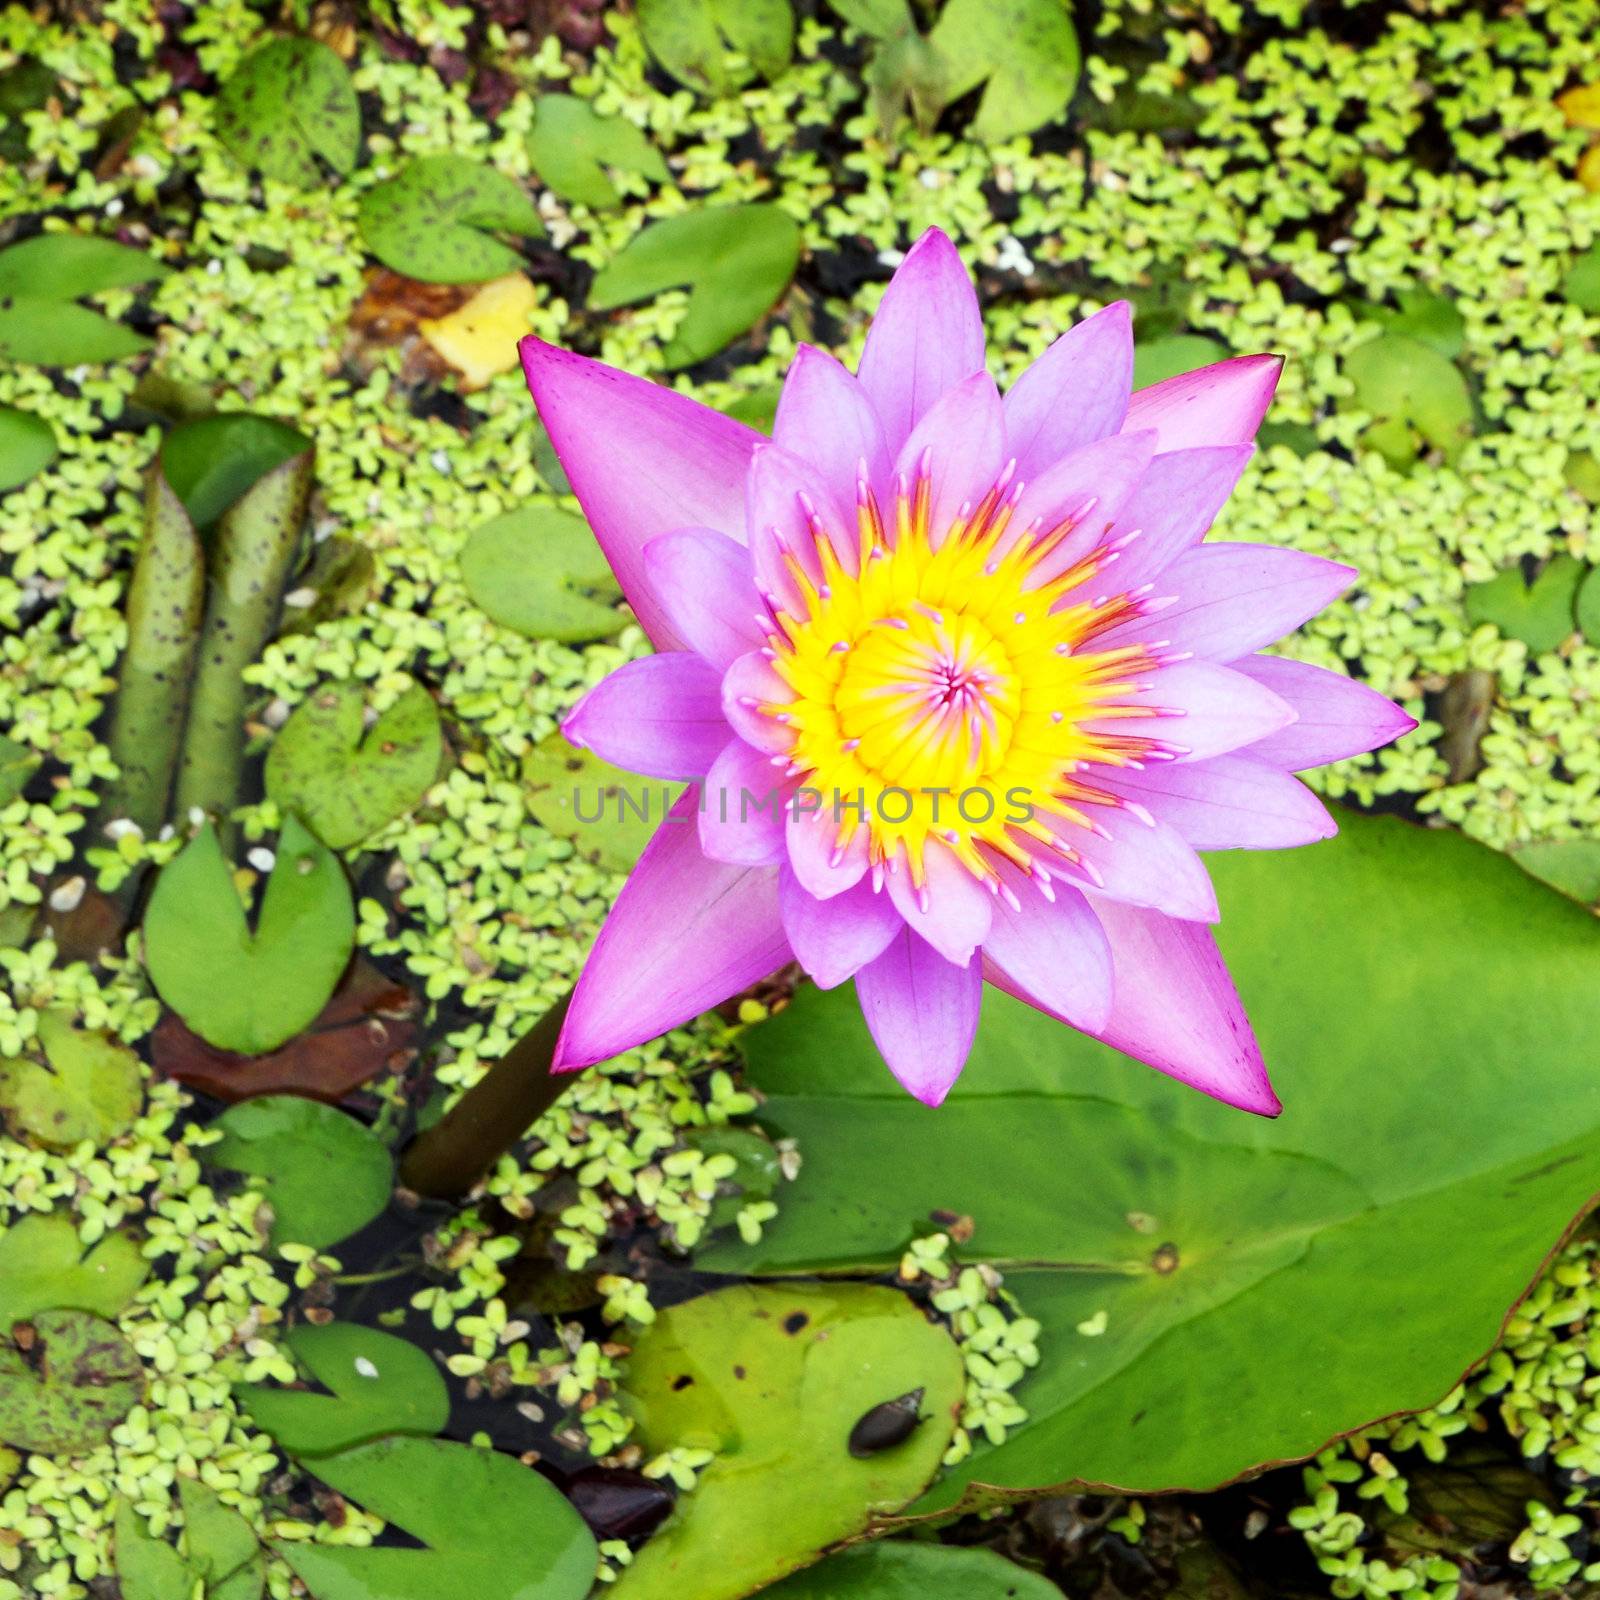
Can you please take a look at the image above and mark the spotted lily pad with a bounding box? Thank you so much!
[0,1213,148,1325]
[358,155,543,285]
[636,0,793,94]
[0,232,169,365]
[1344,332,1473,468]
[0,1308,143,1453]
[459,507,622,643]
[527,96,669,210]
[588,205,801,369]
[143,818,355,1056]
[279,1436,597,1600]
[0,404,56,492]
[264,680,443,851]
[611,1283,964,1600]
[234,1322,448,1456]
[214,37,360,187]
[117,1481,266,1600]
[1464,556,1584,653]
[763,1541,1062,1599]
[522,735,664,872]
[0,1009,143,1151]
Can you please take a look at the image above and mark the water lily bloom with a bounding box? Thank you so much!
[520,228,1415,1112]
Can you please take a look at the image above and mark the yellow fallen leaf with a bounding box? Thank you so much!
[1559,83,1600,130]
[1579,144,1600,192]
[418,273,538,389]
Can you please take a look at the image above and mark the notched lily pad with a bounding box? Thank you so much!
[214,36,360,187]
[636,0,793,94]
[528,96,669,210]
[1344,332,1473,469]
[1132,334,1226,390]
[1463,555,1584,653]
[522,735,663,872]
[0,1213,148,1325]
[459,507,622,643]
[0,1308,143,1454]
[0,1009,143,1151]
[116,1481,265,1600]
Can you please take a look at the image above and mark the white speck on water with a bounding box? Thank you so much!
[247,848,275,873]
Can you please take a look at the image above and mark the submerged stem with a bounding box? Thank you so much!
[398,989,574,1201]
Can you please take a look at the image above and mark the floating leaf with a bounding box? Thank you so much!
[1357,289,1465,358]
[612,1284,963,1600]
[1512,839,1600,909]
[922,0,1082,142]
[235,1322,448,1457]
[763,1541,1062,1599]
[279,1436,597,1600]
[264,679,443,851]
[1565,246,1600,314]
[0,736,38,808]
[1437,667,1496,785]
[0,1213,148,1325]
[116,1483,265,1600]
[705,813,1600,1509]
[358,155,543,285]
[0,404,56,492]
[1576,564,1600,645]
[0,233,168,365]
[0,1009,143,1151]
[161,413,311,528]
[527,96,669,210]
[1463,555,1584,653]
[0,1309,143,1453]
[143,819,355,1055]
[636,0,793,94]
[830,1,945,136]
[459,508,622,643]
[1132,334,1226,390]
[214,37,360,187]
[205,1094,391,1250]
[588,205,801,369]
[1344,332,1473,469]
[522,735,664,871]
[115,1499,194,1600]
[418,272,538,387]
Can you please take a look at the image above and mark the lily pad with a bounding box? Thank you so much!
[279,1436,597,1600]
[0,1308,143,1454]
[0,736,38,808]
[0,232,169,365]
[527,97,669,210]
[636,0,793,94]
[522,735,664,872]
[1344,332,1473,468]
[116,1481,265,1600]
[1565,245,1600,314]
[264,680,443,851]
[0,404,56,492]
[1512,839,1600,910]
[612,1283,964,1600]
[1132,335,1227,390]
[205,1094,391,1251]
[0,1009,143,1151]
[459,507,622,643]
[358,155,543,285]
[588,205,802,369]
[161,413,312,529]
[214,36,360,187]
[704,812,1600,1509]
[0,1213,148,1325]
[1463,556,1584,653]
[921,0,1081,143]
[763,1541,1063,1599]
[143,818,355,1056]
[1358,289,1465,358]
[234,1322,448,1456]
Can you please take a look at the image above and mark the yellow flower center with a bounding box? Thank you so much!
[759,466,1166,887]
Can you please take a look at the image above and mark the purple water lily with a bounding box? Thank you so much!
[520,228,1414,1112]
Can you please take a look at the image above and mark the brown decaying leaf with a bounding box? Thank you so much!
[1437,669,1497,784]
[150,958,418,1103]
[343,268,474,388]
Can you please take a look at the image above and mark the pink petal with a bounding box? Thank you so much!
[855,926,983,1105]
[893,370,1006,543]
[721,651,793,755]
[699,739,787,866]
[785,799,869,899]
[1233,656,1419,770]
[1106,755,1338,851]
[563,654,728,779]
[553,789,789,1071]
[746,442,854,611]
[980,881,1112,1032]
[1049,805,1219,923]
[773,344,893,505]
[885,842,993,963]
[1123,353,1282,454]
[642,528,764,671]
[1002,301,1134,478]
[1008,430,1156,582]
[1103,445,1256,593]
[779,867,902,989]
[1085,894,1279,1115]
[857,228,987,451]
[520,338,760,649]
[1104,660,1296,763]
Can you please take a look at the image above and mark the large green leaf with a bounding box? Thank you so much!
[1463,555,1584,653]
[459,507,622,643]
[588,205,802,369]
[0,404,56,493]
[527,96,669,210]
[704,813,1600,1510]
[116,1482,265,1600]
[161,413,312,529]
[0,1213,148,1325]
[612,1283,965,1600]
[763,1540,1062,1598]
[636,0,793,94]
[214,36,360,188]
[279,1436,597,1600]
[0,233,168,365]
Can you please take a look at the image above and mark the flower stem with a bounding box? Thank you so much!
[399,989,573,1201]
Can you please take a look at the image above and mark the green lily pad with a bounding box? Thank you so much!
[522,735,662,872]
[0,404,56,492]
[459,507,622,643]
[161,413,312,529]
[636,0,793,94]
[612,1283,964,1600]
[0,1009,143,1151]
[704,812,1600,1510]
[0,736,38,807]
[1463,555,1584,653]
[0,232,169,365]
[1344,332,1473,469]
[143,818,355,1056]
[205,1095,391,1251]
[115,1498,193,1600]
[1132,335,1227,390]
[1512,839,1600,909]
[527,96,669,210]
[234,1322,448,1456]
[214,36,360,188]
[1357,289,1465,358]
[0,1213,148,1326]
[0,1308,143,1453]
[588,204,802,369]
[921,0,1081,142]
[264,680,443,851]
[763,1541,1062,1599]
[1565,244,1600,314]
[117,1482,266,1600]
[1576,563,1600,645]
[358,155,542,285]
[279,1436,597,1600]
